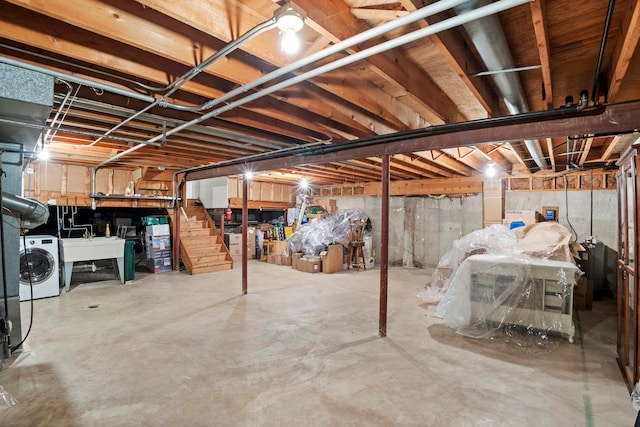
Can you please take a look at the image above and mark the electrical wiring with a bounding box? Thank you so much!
[11,232,34,352]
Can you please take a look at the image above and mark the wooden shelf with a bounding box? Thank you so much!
[91,194,175,201]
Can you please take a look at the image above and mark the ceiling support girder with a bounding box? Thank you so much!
[184,101,640,182]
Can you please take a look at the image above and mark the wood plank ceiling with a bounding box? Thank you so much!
[1,0,639,186]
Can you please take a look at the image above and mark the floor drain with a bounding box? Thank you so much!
[87,304,99,309]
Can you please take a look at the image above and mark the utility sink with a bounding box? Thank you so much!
[59,237,125,291]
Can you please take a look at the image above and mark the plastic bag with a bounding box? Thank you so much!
[0,385,18,408]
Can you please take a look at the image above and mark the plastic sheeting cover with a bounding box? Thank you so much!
[287,208,368,255]
[419,223,581,348]
[435,254,578,343]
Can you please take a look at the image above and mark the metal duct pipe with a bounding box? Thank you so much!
[1,192,49,229]
[455,0,548,170]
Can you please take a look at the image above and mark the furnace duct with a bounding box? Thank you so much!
[1,192,49,229]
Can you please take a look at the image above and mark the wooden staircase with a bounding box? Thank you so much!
[168,204,233,274]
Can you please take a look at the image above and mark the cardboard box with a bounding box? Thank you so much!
[321,244,343,274]
[297,259,322,273]
[278,255,292,266]
[504,210,538,228]
[573,277,593,311]
[291,253,303,269]
[225,234,255,259]
[227,243,242,257]
[146,224,171,236]
[270,240,289,254]
[317,199,337,213]
[225,233,242,246]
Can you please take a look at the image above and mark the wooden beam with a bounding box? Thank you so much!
[350,8,409,21]
[228,198,294,209]
[607,0,640,102]
[320,176,483,197]
[412,150,473,176]
[578,136,594,166]
[399,0,500,116]
[545,138,556,171]
[392,153,454,178]
[295,0,464,124]
[442,147,486,174]
[136,0,416,132]
[529,0,553,109]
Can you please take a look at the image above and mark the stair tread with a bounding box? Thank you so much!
[190,262,233,275]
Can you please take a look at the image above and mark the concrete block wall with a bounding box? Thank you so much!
[336,189,617,270]
[336,195,482,269]
[505,190,617,249]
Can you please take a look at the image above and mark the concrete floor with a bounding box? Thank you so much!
[0,262,636,426]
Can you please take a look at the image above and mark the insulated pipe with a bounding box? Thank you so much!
[173,0,530,192]
[1,192,49,229]
[454,0,548,170]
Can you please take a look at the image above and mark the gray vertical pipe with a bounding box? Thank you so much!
[379,154,390,337]
[242,178,248,295]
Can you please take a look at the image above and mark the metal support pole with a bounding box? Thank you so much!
[379,153,390,337]
[242,178,248,295]
[173,181,182,271]
[220,214,225,237]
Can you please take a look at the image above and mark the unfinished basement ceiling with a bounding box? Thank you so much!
[1,0,639,186]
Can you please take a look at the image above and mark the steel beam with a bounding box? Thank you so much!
[242,178,248,295]
[185,101,640,182]
[379,154,390,337]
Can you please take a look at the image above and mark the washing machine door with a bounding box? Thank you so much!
[20,248,56,285]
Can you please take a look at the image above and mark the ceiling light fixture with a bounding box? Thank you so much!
[484,162,497,178]
[274,2,306,54]
[244,170,254,180]
[299,177,309,189]
[37,147,49,161]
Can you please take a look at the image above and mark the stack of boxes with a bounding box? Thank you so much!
[144,219,172,273]
[224,227,256,263]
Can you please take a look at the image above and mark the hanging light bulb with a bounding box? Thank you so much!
[274,3,306,54]
[485,162,497,178]
[281,28,300,54]
[299,177,309,189]
[38,147,50,160]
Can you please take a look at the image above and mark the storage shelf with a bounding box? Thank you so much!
[91,194,176,201]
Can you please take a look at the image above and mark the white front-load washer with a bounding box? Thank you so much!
[19,235,60,301]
